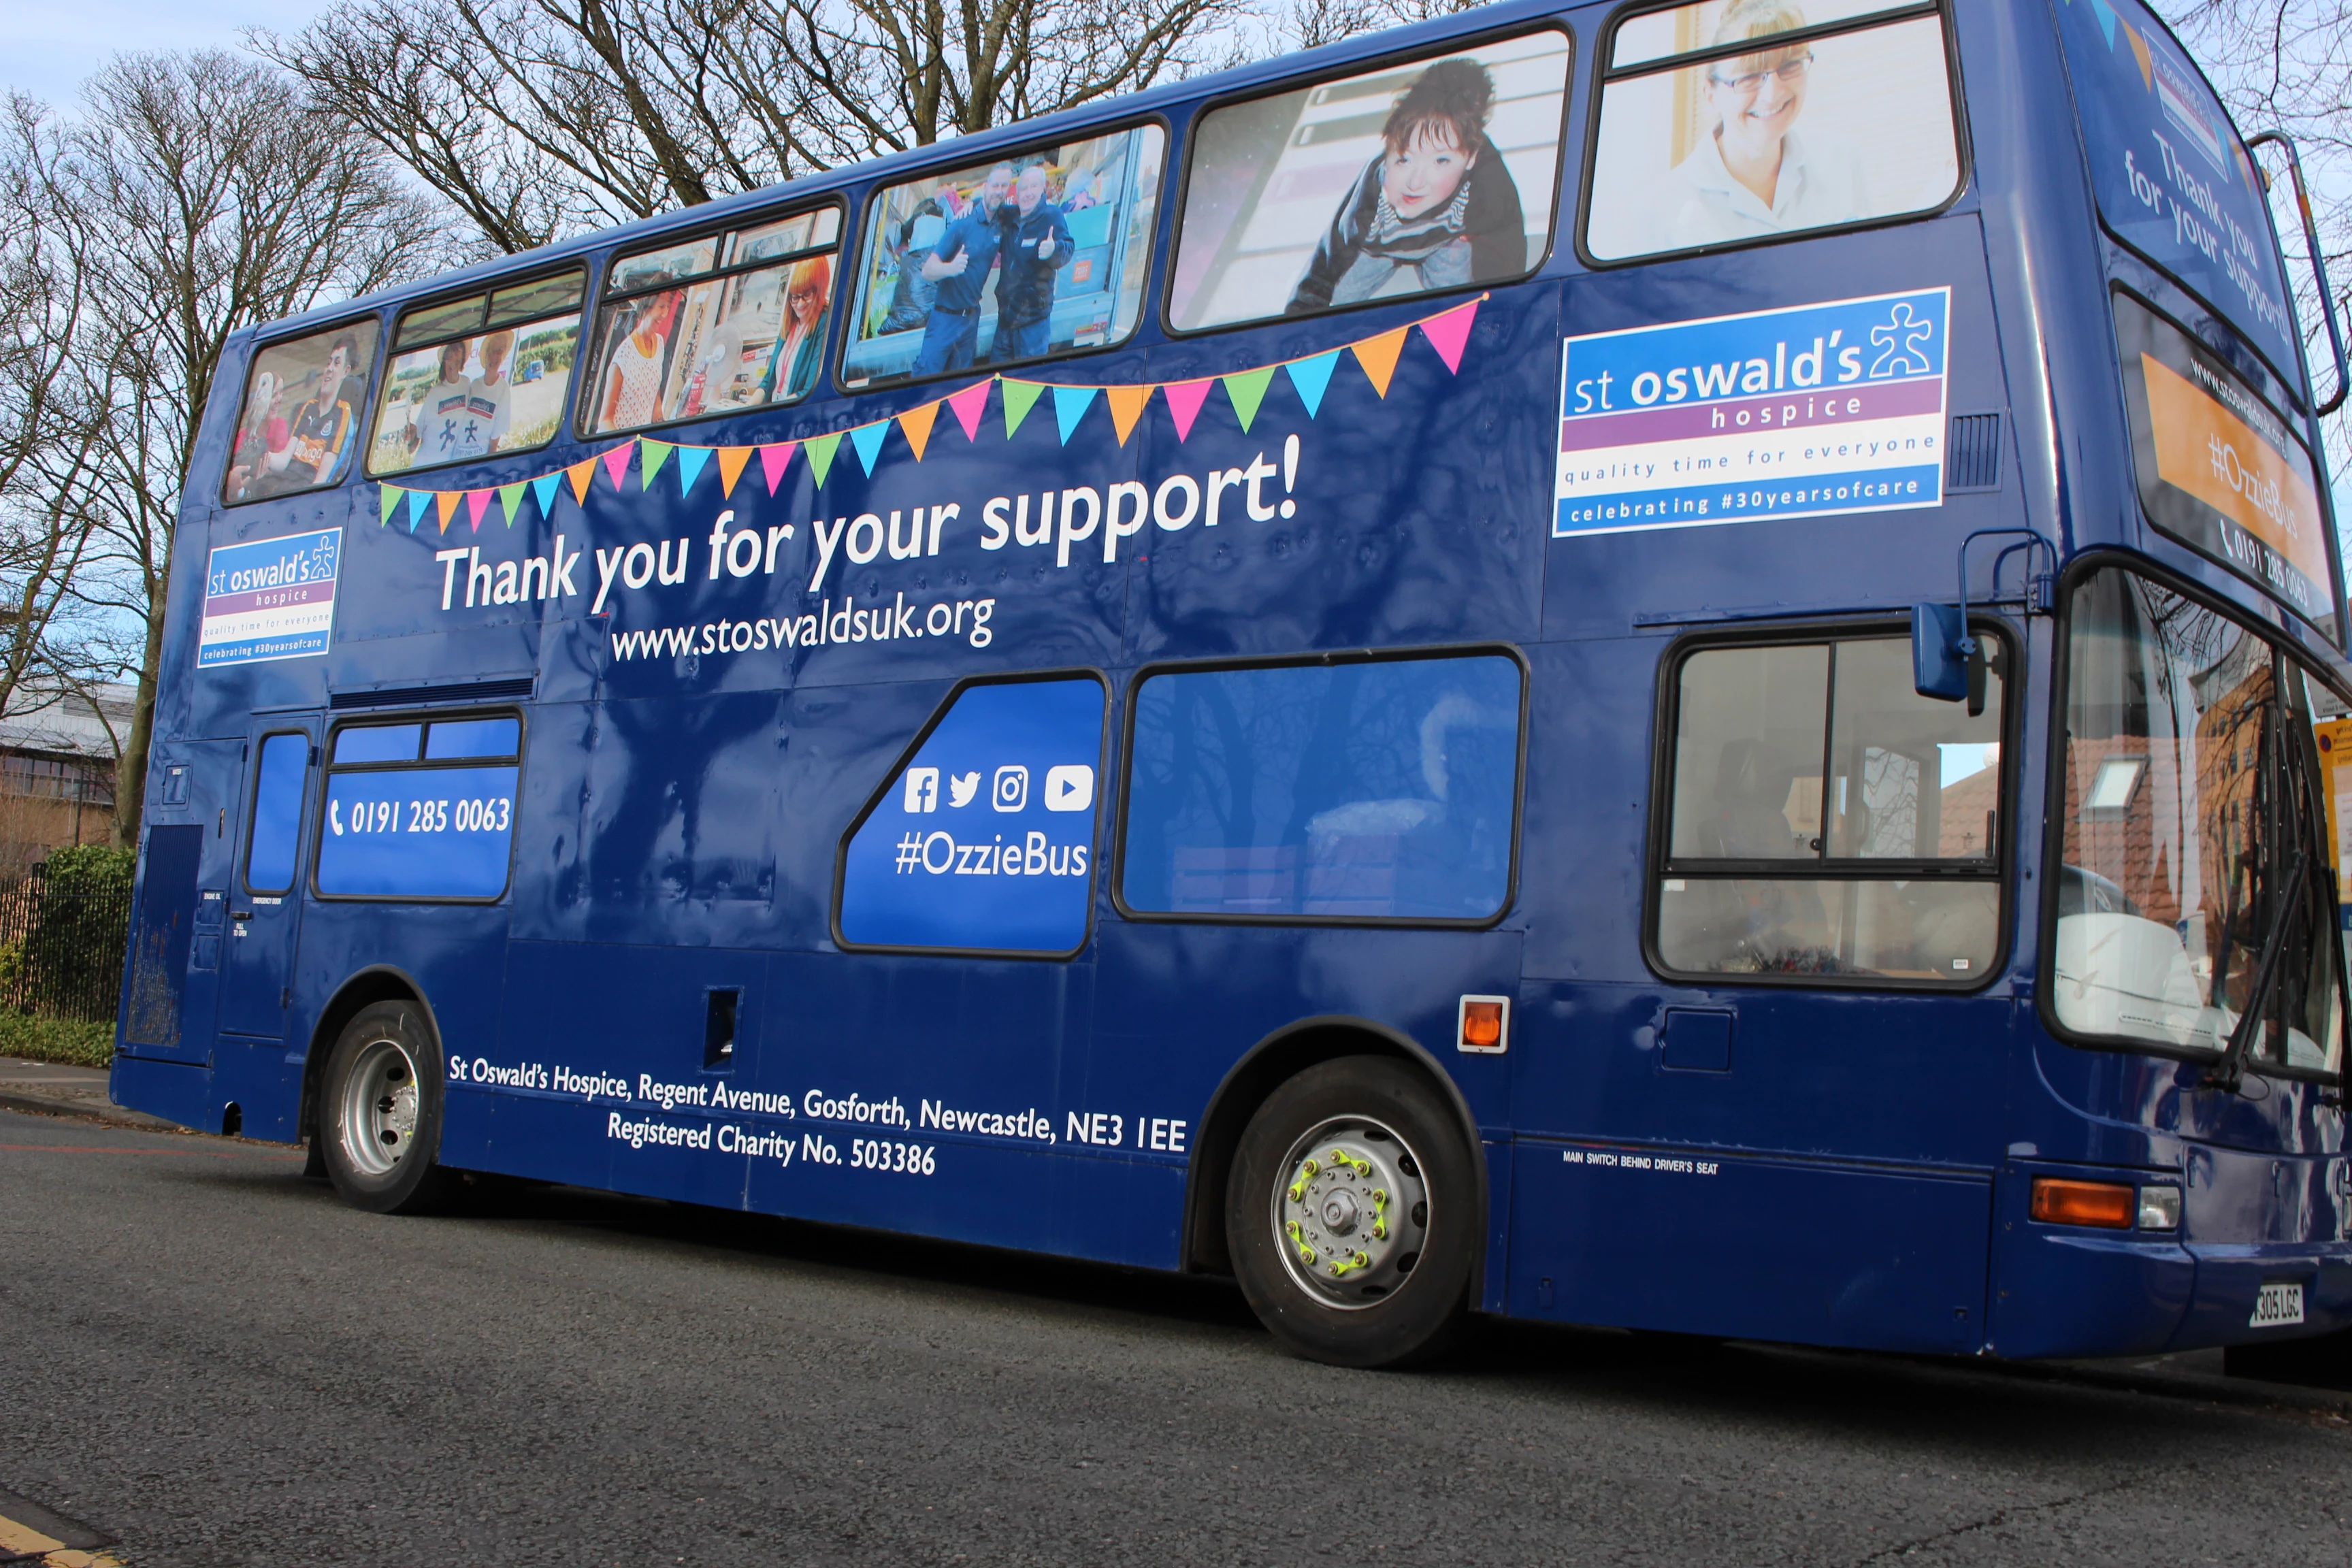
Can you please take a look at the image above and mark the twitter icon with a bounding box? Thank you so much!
[947,771,981,808]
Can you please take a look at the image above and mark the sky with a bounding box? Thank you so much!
[0,0,328,106]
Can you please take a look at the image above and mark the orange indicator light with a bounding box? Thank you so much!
[2029,1177,2136,1229]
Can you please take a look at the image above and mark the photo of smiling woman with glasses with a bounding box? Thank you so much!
[1584,0,1961,262]
[1664,0,1868,244]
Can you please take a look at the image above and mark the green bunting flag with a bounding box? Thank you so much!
[497,481,527,525]
[1002,380,1045,439]
[1222,366,1277,434]
[804,431,844,487]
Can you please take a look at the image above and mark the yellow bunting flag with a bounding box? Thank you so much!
[1352,327,1409,399]
[566,457,598,505]
[434,491,462,532]
[1105,384,1154,447]
[898,400,941,462]
[717,446,753,497]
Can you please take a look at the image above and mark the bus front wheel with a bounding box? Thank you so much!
[318,1002,458,1215]
[1226,1056,1474,1367]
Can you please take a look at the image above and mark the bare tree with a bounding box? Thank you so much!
[13,52,448,849]
[261,0,1247,253]
[2164,1,2351,483]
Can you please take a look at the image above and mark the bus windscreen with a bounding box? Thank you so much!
[2055,0,2301,389]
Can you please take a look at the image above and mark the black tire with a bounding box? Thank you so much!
[317,1001,459,1215]
[1226,1055,1477,1368]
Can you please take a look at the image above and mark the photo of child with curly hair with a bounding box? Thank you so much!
[1286,57,1528,312]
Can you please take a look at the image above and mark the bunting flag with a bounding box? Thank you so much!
[1002,379,1045,439]
[369,296,1484,524]
[1105,384,1153,447]
[760,441,798,495]
[1164,379,1214,443]
[717,446,754,497]
[1284,353,1341,420]
[804,431,844,487]
[1051,385,1098,445]
[945,380,992,441]
[1222,367,1276,434]
[1418,299,1479,374]
[1352,327,1409,398]
[897,400,941,462]
[599,442,634,492]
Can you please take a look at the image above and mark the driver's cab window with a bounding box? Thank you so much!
[1657,631,2006,984]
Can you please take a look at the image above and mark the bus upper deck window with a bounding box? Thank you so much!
[1584,0,1961,264]
[585,206,842,435]
[1168,33,1568,333]
[223,318,382,506]
[1656,632,2006,986]
[841,127,1164,390]
[368,271,586,478]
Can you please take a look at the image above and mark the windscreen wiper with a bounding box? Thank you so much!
[2205,854,2308,1094]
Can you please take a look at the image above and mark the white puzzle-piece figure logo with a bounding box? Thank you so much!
[992,765,1028,813]
[903,766,938,813]
[1044,765,1094,813]
[1869,302,1936,378]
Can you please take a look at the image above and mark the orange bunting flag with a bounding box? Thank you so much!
[1352,327,1409,399]
[898,400,942,462]
[717,446,753,497]
[566,457,598,506]
[1105,384,1154,447]
[434,491,462,532]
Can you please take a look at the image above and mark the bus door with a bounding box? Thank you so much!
[213,720,321,1136]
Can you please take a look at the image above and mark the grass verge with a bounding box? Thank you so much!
[0,1013,114,1068]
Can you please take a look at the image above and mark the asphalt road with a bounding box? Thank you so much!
[3,1107,2348,1568]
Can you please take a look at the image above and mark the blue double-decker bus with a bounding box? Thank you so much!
[115,0,2351,1367]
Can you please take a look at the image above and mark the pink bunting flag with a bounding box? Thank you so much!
[465,489,493,531]
[945,380,992,442]
[760,441,798,495]
[1418,298,1480,375]
[600,440,636,491]
[1164,378,1215,443]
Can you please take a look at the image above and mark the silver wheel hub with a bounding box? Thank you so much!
[339,1036,419,1179]
[1271,1115,1431,1310]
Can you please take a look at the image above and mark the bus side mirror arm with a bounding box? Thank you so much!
[2249,131,2349,418]
[1915,529,2053,715]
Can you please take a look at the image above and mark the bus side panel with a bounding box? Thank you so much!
[1124,283,1559,664]
[1514,1139,1991,1352]
[292,900,516,1165]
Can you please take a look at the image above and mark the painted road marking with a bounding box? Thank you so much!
[0,1506,122,1567]
[0,1143,301,1160]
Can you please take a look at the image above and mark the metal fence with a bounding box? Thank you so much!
[0,874,133,1024]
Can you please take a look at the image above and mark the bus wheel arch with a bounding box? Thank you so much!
[299,967,435,1174]
[1183,1015,1486,1293]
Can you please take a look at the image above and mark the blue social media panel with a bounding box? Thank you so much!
[838,678,1106,953]
[316,765,519,898]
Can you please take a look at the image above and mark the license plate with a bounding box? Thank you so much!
[2250,1281,2306,1328]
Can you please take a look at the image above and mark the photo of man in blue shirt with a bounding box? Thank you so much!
[912,163,1016,376]
[988,164,1076,363]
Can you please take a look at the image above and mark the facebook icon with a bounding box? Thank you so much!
[903,767,938,813]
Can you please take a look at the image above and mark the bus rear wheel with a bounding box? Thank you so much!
[318,1001,458,1215]
[1226,1056,1474,1368]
